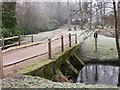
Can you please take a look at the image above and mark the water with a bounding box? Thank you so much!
[77,64,120,86]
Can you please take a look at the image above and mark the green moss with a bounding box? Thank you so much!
[18,59,54,74]
[18,44,83,81]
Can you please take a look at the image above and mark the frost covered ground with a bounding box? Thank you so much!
[80,33,118,61]
[2,75,118,88]
[2,26,119,89]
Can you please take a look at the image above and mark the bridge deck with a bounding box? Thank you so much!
[2,28,77,77]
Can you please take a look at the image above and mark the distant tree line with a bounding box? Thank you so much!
[1,1,69,38]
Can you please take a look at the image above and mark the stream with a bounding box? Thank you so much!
[77,64,120,86]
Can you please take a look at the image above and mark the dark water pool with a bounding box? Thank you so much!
[77,64,120,86]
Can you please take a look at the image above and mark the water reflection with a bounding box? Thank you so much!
[77,64,120,86]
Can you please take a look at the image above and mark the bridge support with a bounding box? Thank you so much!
[48,39,52,59]
[0,47,3,79]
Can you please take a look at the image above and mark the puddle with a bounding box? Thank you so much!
[77,64,120,86]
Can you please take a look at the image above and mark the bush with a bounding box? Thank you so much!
[1,27,24,46]
[14,26,24,36]
[47,20,61,30]
[2,26,24,38]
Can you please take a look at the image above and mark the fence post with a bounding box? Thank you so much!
[31,34,33,43]
[0,47,3,79]
[69,33,71,47]
[18,35,21,46]
[48,38,51,59]
[61,35,64,52]
[2,37,4,50]
[75,33,77,44]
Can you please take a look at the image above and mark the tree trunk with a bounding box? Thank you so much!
[89,0,92,30]
[79,0,83,29]
[67,0,72,31]
[103,2,106,28]
[118,1,120,38]
[100,2,103,28]
[113,1,120,60]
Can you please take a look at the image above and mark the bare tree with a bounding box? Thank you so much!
[113,1,120,59]
[102,2,106,28]
[118,1,120,36]
[67,0,72,31]
[89,0,92,30]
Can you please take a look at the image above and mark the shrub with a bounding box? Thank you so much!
[37,20,61,32]
[2,26,24,38]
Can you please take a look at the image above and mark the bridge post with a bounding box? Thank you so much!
[75,33,77,44]
[0,47,3,79]
[48,38,51,59]
[69,33,71,47]
[61,35,64,52]
[2,37,4,50]
[18,35,21,46]
[31,34,33,43]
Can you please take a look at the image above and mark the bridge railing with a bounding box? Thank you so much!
[48,33,78,59]
[0,47,3,79]
[0,33,79,78]
[0,34,35,50]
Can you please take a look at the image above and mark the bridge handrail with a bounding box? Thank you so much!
[0,33,79,78]
[0,33,76,50]
[0,34,35,49]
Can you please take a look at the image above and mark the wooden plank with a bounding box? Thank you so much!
[2,37,4,50]
[25,35,32,37]
[51,37,59,42]
[0,47,3,79]
[71,34,75,36]
[69,33,71,47]
[18,35,21,46]
[48,38,51,59]
[73,53,85,66]
[61,35,64,52]
[75,33,77,44]
[4,52,48,68]
[31,35,33,43]
[4,36,18,40]
[4,43,18,48]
